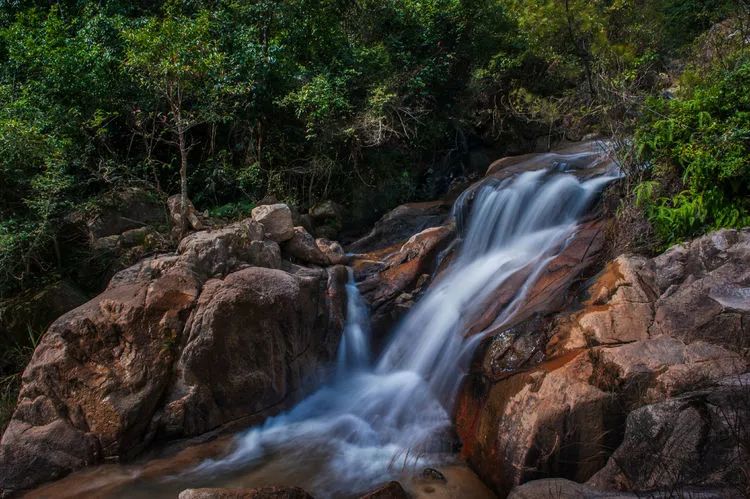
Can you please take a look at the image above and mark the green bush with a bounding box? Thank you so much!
[635,48,750,246]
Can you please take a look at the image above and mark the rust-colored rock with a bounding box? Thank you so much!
[458,228,750,497]
[354,223,456,339]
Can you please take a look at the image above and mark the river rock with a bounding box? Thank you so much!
[587,375,750,494]
[178,486,314,499]
[0,218,347,495]
[358,481,409,499]
[156,266,346,438]
[457,228,750,497]
[354,222,456,339]
[283,227,330,266]
[252,204,295,242]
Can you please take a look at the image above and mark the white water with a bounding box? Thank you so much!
[189,153,618,497]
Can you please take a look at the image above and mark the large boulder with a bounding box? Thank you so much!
[252,204,295,242]
[156,266,346,438]
[0,218,348,495]
[457,228,750,497]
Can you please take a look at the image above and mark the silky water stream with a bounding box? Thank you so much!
[28,145,618,499]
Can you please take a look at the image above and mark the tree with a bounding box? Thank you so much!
[124,9,227,236]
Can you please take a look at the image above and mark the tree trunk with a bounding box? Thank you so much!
[178,122,188,239]
[173,95,189,239]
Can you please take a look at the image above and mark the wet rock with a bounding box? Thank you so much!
[358,481,409,499]
[283,227,329,266]
[456,351,618,498]
[355,223,455,339]
[178,486,314,499]
[252,204,295,242]
[168,194,205,232]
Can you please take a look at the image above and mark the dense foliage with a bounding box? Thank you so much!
[0,0,743,294]
[634,23,750,246]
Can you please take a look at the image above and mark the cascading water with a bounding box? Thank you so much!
[31,146,619,499]
[183,151,619,497]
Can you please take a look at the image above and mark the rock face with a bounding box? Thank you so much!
[457,228,750,497]
[347,200,452,254]
[252,204,295,242]
[0,209,347,495]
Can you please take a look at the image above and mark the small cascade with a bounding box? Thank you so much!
[182,146,619,497]
[336,269,372,377]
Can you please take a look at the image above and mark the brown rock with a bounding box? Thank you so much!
[588,375,750,494]
[252,204,295,242]
[358,481,409,499]
[169,194,205,232]
[355,223,455,339]
[283,227,329,266]
[177,218,267,277]
[178,486,314,499]
[316,238,347,265]
[0,219,347,494]
[457,351,617,497]
[156,266,346,438]
[457,229,750,497]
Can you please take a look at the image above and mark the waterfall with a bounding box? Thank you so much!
[188,150,618,497]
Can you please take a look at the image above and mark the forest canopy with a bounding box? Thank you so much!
[0,0,746,297]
